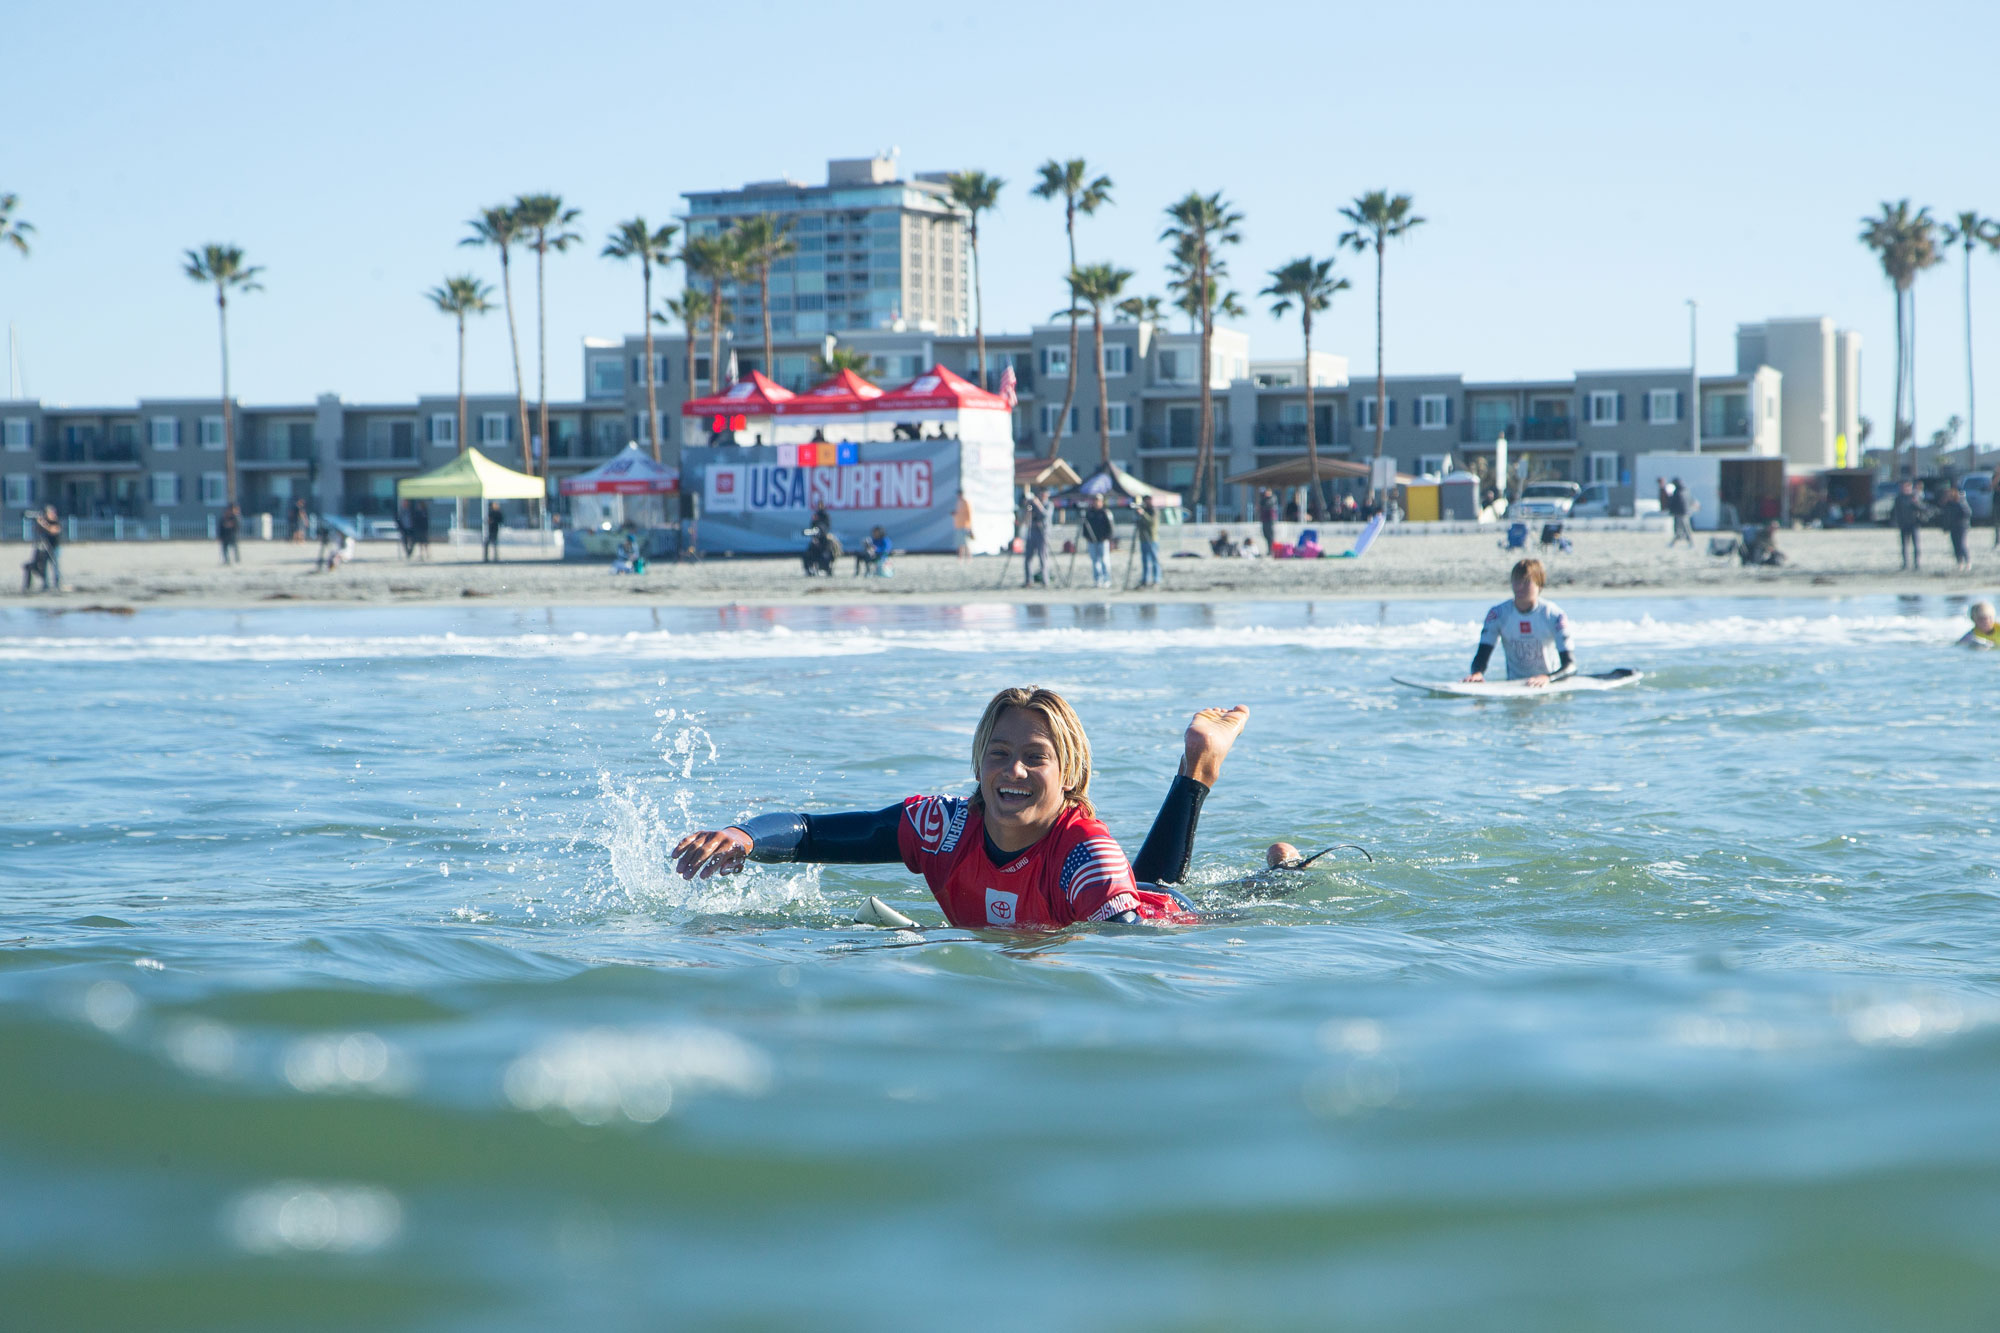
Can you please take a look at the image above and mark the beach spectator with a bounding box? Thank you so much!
[394,502,414,560]
[952,489,974,561]
[1021,487,1050,587]
[1741,521,1786,567]
[1257,487,1279,553]
[288,497,307,543]
[1082,494,1115,588]
[1941,486,1972,571]
[482,501,504,563]
[1891,481,1927,570]
[30,504,62,592]
[411,502,431,560]
[854,525,892,576]
[1134,495,1161,587]
[1958,601,2000,648]
[1284,494,1301,522]
[326,528,354,570]
[218,503,241,565]
[1667,480,1694,546]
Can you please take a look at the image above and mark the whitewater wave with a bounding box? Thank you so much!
[0,613,1972,663]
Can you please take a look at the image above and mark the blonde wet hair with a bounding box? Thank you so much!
[970,686,1095,818]
[1971,601,1994,622]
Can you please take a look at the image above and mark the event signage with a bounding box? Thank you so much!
[703,460,932,515]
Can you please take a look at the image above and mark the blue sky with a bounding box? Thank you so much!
[6,0,1999,442]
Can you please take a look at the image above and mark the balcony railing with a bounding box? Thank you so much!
[1140,425,1231,452]
[1463,417,1574,444]
[549,435,620,461]
[41,439,139,465]
[239,438,317,463]
[1704,413,1752,438]
[339,438,419,463]
[1253,421,1351,449]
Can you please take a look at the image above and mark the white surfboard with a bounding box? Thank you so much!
[1392,668,1643,698]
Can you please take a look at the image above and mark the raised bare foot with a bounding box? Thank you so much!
[1181,705,1249,787]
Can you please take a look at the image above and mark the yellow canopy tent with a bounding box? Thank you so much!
[395,449,546,500]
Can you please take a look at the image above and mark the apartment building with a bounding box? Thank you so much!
[682,154,971,346]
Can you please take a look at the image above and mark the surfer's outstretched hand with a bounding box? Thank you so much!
[1182,705,1249,788]
[673,827,752,879]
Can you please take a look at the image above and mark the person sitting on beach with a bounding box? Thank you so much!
[1463,557,1575,689]
[853,525,892,576]
[1740,521,1786,567]
[1957,601,2000,649]
[612,533,644,575]
[672,689,1249,930]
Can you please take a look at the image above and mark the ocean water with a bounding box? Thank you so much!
[5,594,2000,1331]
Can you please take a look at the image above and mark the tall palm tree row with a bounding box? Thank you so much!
[730,214,796,380]
[1338,191,1425,504]
[1115,294,1168,327]
[512,194,582,474]
[658,288,710,407]
[1162,191,1243,518]
[603,217,680,461]
[1940,211,1999,453]
[1032,159,1113,458]
[426,276,494,457]
[1262,256,1350,519]
[1069,262,1135,469]
[182,245,264,507]
[1860,200,1943,463]
[946,171,1005,385]
[682,232,739,402]
[817,343,873,376]
[460,205,533,474]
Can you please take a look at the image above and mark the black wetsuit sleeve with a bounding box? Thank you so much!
[739,805,904,864]
[1130,774,1209,885]
[1469,641,1495,675]
[1551,650,1577,682]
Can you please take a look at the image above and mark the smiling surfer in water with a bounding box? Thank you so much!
[1463,558,1576,689]
[672,689,1248,930]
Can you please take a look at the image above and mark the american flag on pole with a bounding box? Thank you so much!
[999,364,1018,409]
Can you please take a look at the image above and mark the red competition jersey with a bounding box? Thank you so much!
[896,795,1195,929]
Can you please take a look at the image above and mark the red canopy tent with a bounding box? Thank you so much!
[869,363,1010,416]
[772,368,884,418]
[557,443,679,495]
[679,370,797,421]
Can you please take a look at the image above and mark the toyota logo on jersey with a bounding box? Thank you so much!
[983,888,1018,925]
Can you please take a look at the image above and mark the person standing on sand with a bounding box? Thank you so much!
[218,504,241,565]
[31,504,61,591]
[1257,487,1278,553]
[1134,495,1161,587]
[1667,480,1694,546]
[483,501,504,563]
[1891,481,1927,571]
[1021,487,1050,587]
[411,501,431,561]
[288,497,307,544]
[1940,487,1973,571]
[952,489,974,562]
[1081,494,1115,588]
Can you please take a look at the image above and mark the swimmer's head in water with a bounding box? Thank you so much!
[1266,842,1300,868]
[971,686,1095,819]
[1972,601,1995,631]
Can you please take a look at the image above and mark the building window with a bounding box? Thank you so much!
[1417,394,1452,429]
[1646,389,1680,423]
[151,417,181,449]
[149,472,182,505]
[2,418,28,451]
[3,474,32,506]
[1103,403,1131,436]
[1102,345,1130,376]
[1587,452,1620,483]
[589,359,625,396]
[1279,402,1308,426]
[480,413,510,443]
[200,472,227,506]
[1585,390,1623,425]
[1355,397,1396,429]
[199,416,225,448]
[595,417,626,452]
[1042,346,1069,378]
[1417,454,1448,476]
[693,357,712,384]
[430,414,456,445]
[1041,405,1079,435]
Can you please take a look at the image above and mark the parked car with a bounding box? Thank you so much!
[1870,479,1900,524]
[1959,472,1992,522]
[1569,482,1614,518]
[1511,480,1582,521]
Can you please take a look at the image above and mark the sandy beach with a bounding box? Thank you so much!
[10,525,1999,610]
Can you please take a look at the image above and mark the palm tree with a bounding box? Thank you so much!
[1032,160,1113,457]
[603,218,680,462]
[512,194,581,474]
[729,214,795,379]
[1115,294,1167,326]
[426,275,493,457]
[1860,200,1944,466]
[0,193,31,257]
[817,343,873,377]
[1339,191,1426,505]
[1162,191,1243,518]
[683,233,739,399]
[658,287,711,403]
[947,171,1006,385]
[460,205,532,473]
[1068,263,1134,469]
[1940,211,2000,455]
[182,244,263,507]
[1262,256,1350,519]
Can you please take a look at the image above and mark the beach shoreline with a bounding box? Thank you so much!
[8,528,1997,612]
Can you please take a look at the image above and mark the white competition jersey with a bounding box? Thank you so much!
[1479,598,1571,679]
